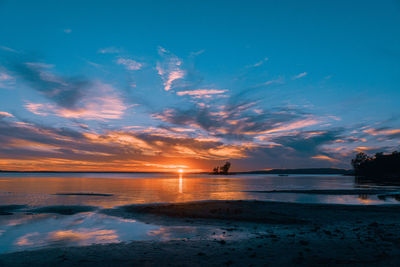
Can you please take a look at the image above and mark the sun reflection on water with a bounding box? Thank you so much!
[179,173,183,194]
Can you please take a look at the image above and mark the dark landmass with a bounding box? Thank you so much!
[352,151,400,179]
[0,205,27,215]
[243,189,399,195]
[102,200,400,225]
[2,200,400,266]
[26,205,97,215]
[378,193,400,201]
[237,168,353,175]
[103,200,306,224]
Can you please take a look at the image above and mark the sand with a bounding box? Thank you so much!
[1,200,400,266]
[27,205,97,215]
[244,189,399,195]
[0,205,27,216]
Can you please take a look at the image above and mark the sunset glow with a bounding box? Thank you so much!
[0,1,399,172]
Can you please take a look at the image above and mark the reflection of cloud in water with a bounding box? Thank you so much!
[1,212,160,253]
[148,226,197,240]
[15,229,119,248]
[148,228,172,239]
[147,226,247,241]
[66,218,85,226]
[49,229,118,243]
[116,218,137,223]
[15,232,40,246]
[7,214,50,226]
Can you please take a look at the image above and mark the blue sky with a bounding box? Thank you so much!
[0,0,399,171]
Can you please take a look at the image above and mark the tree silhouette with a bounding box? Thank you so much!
[351,152,369,171]
[219,162,231,175]
[351,151,400,179]
[212,166,219,174]
[211,162,231,175]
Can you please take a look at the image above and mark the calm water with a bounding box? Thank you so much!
[1,172,400,207]
[1,173,400,253]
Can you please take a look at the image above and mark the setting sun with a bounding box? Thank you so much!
[178,169,183,173]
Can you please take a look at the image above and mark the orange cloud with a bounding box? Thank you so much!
[364,128,400,136]
[311,155,339,162]
[242,118,320,136]
[355,146,377,152]
[264,118,320,134]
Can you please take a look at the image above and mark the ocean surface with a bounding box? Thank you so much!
[1,173,400,253]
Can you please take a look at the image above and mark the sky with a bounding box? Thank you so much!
[0,0,399,172]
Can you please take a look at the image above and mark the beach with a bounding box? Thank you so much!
[1,200,400,266]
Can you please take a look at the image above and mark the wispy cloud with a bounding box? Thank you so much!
[0,71,15,88]
[156,47,185,91]
[363,127,400,141]
[8,58,89,108]
[116,58,142,71]
[311,155,339,162]
[25,103,49,116]
[6,56,128,121]
[25,82,127,120]
[176,89,228,97]
[98,47,121,54]
[0,46,18,53]
[263,77,285,86]
[364,128,400,136]
[292,72,307,79]
[246,57,269,68]
[260,117,320,134]
[0,111,13,118]
[355,146,378,152]
[153,102,316,142]
[190,49,205,57]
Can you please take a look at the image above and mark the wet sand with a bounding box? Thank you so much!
[244,189,399,195]
[2,200,400,266]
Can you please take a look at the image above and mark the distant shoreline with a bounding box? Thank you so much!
[0,168,352,175]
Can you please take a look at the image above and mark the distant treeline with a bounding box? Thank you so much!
[352,151,400,178]
[238,168,352,175]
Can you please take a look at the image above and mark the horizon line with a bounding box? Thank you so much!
[0,167,352,174]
